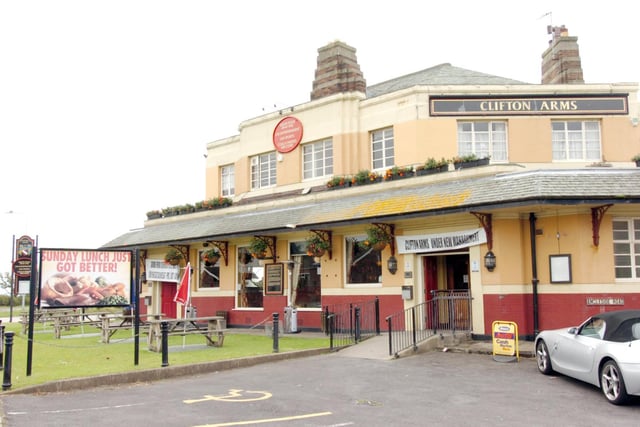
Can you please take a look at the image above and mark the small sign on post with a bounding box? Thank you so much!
[492,320,519,362]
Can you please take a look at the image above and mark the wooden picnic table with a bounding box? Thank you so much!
[99,313,154,343]
[20,309,113,337]
[146,315,227,352]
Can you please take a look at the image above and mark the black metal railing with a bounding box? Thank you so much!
[386,290,472,357]
[323,297,380,350]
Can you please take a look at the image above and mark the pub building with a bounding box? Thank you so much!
[104,26,640,338]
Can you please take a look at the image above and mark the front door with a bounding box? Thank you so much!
[423,253,470,329]
[161,282,177,318]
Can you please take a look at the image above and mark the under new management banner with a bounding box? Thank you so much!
[39,249,132,308]
[396,228,487,254]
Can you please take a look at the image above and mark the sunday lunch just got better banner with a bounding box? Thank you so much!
[39,249,132,308]
[396,228,487,254]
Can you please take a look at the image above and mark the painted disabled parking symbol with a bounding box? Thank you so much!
[184,389,272,404]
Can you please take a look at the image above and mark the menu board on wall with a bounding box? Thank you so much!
[265,263,283,295]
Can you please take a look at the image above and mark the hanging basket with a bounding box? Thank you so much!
[372,242,387,251]
[164,248,183,266]
[252,251,268,260]
[204,255,220,265]
[307,248,326,257]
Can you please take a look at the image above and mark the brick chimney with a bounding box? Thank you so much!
[310,40,366,100]
[541,25,584,84]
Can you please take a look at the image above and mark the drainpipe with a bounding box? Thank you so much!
[529,213,539,337]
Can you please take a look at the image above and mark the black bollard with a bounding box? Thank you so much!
[0,324,5,371]
[161,321,169,367]
[3,332,14,391]
[272,313,279,353]
[354,306,361,343]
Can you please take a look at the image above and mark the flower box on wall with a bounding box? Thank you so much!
[416,165,447,176]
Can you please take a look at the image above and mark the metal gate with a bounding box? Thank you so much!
[386,290,471,357]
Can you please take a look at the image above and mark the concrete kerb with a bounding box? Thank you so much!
[1,347,331,395]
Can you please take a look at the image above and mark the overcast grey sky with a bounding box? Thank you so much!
[1,0,638,272]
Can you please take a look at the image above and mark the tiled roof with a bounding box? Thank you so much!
[366,63,528,98]
[102,169,640,249]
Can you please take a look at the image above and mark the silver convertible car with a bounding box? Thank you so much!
[535,309,640,405]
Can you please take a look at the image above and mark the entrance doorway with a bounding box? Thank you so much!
[422,253,470,329]
[161,282,177,318]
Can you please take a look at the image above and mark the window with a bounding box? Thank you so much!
[371,128,394,170]
[613,219,640,279]
[552,121,601,161]
[289,241,322,308]
[221,165,235,197]
[250,152,276,189]
[579,317,605,339]
[303,139,333,180]
[345,237,382,284]
[199,250,220,288]
[236,247,263,308]
[457,121,507,161]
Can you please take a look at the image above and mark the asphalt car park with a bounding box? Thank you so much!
[2,349,640,427]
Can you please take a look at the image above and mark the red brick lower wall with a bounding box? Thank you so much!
[185,294,404,331]
[483,292,640,336]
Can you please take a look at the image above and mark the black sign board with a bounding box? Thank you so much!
[13,256,32,278]
[430,95,629,116]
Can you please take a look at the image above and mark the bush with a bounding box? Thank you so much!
[0,294,30,307]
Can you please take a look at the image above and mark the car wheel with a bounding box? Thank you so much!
[536,340,553,375]
[601,360,629,405]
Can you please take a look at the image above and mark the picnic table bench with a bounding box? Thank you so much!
[21,309,113,337]
[99,313,154,343]
[146,315,227,352]
[50,310,114,339]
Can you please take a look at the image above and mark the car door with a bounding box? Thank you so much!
[552,321,601,382]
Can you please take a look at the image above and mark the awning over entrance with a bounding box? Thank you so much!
[102,169,640,249]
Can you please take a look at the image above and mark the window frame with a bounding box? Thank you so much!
[236,247,264,309]
[250,152,277,190]
[344,235,383,288]
[288,240,322,310]
[221,164,235,197]
[613,218,640,281]
[199,249,220,289]
[302,138,333,180]
[551,120,601,161]
[457,121,508,162]
[371,127,394,171]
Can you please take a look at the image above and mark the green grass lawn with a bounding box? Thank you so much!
[0,320,329,391]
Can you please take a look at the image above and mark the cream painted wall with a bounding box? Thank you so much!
[601,116,640,163]
[533,213,615,285]
[508,118,552,162]
[205,85,639,200]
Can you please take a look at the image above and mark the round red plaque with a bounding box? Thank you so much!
[272,116,303,153]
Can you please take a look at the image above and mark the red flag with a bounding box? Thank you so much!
[173,262,191,305]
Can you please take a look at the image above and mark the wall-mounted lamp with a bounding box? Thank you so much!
[387,255,398,275]
[484,251,496,272]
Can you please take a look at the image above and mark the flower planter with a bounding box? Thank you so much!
[328,183,350,190]
[147,213,162,220]
[416,166,447,176]
[635,160,640,167]
[385,171,415,181]
[454,158,490,169]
